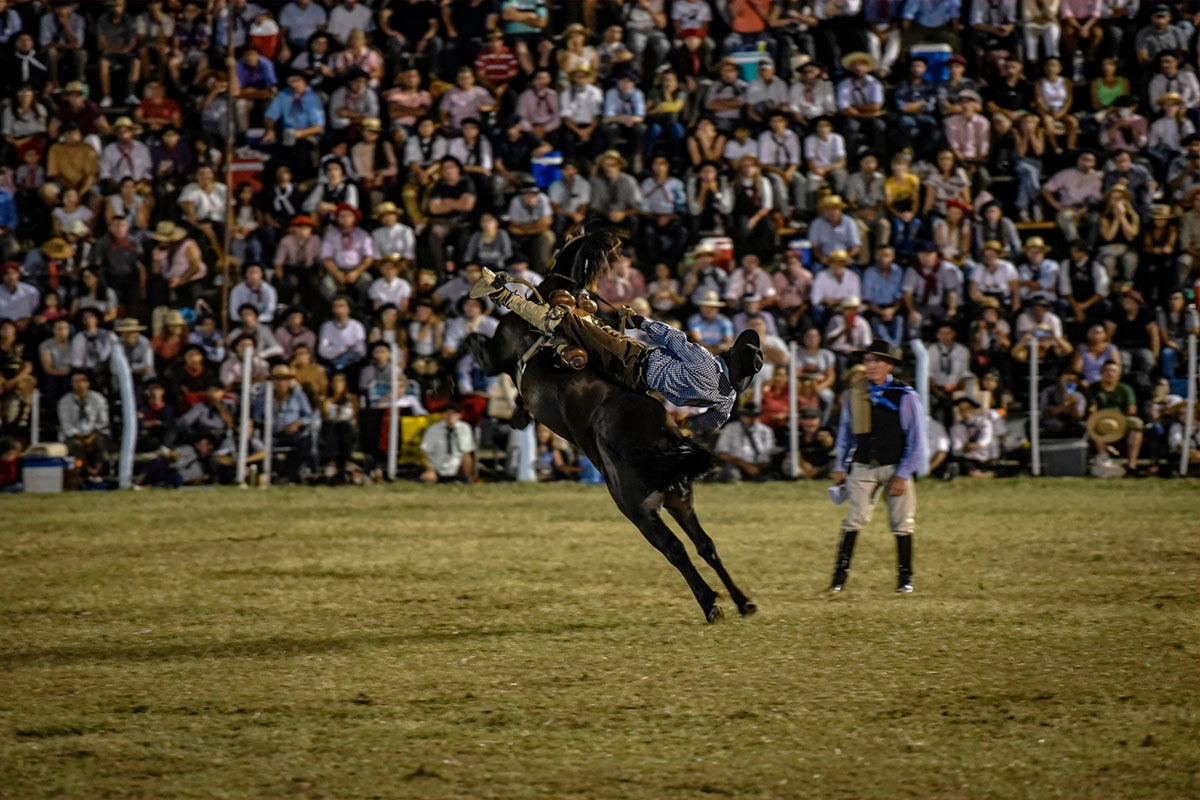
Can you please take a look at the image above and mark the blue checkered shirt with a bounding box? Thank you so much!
[641,320,735,433]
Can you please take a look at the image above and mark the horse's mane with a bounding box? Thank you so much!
[544,224,623,292]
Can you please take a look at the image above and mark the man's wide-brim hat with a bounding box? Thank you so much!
[41,237,76,259]
[113,317,147,333]
[841,51,876,71]
[855,339,901,364]
[1087,408,1128,444]
[271,364,296,380]
[721,329,764,392]
[696,290,725,307]
[149,221,187,242]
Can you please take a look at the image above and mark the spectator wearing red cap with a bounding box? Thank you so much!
[319,203,374,306]
[274,215,322,307]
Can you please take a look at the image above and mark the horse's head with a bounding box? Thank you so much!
[544,223,623,294]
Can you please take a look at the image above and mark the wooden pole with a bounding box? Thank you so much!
[220,0,236,338]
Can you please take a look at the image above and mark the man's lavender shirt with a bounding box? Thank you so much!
[833,374,925,480]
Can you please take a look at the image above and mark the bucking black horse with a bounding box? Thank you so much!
[469,228,755,623]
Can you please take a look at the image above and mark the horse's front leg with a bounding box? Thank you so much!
[664,484,756,617]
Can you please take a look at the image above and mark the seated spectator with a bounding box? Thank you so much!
[220,334,271,390]
[824,296,871,369]
[836,51,887,159]
[1058,240,1110,330]
[164,343,215,411]
[419,403,474,483]
[136,379,177,453]
[318,295,368,375]
[558,66,605,162]
[950,396,994,478]
[973,202,1022,263]
[929,321,972,422]
[290,343,328,404]
[369,303,404,347]
[969,240,1020,314]
[229,263,278,325]
[516,68,560,142]
[808,194,860,271]
[0,263,39,329]
[715,403,775,483]
[69,307,115,379]
[254,363,315,484]
[687,117,727,170]
[969,297,1012,378]
[474,28,519,101]
[895,55,939,162]
[685,160,733,239]
[810,249,862,326]
[687,291,734,354]
[275,306,316,363]
[427,156,477,272]
[681,242,727,307]
[508,180,556,273]
[233,44,279,133]
[647,262,683,321]
[1017,237,1060,305]
[305,160,360,227]
[1158,290,1200,391]
[802,117,848,213]
[548,160,591,240]
[1041,150,1103,244]
[794,407,835,480]
[1012,297,1073,365]
[1040,368,1087,438]
[1034,56,1079,152]
[187,313,225,365]
[1105,285,1159,392]
[595,251,647,313]
[57,370,111,483]
[113,317,155,382]
[773,248,814,335]
[589,150,642,237]
[439,66,496,131]
[229,304,284,361]
[463,214,514,273]
[368,255,413,313]
[370,203,416,270]
[903,241,962,334]
[320,371,359,483]
[705,59,746,138]
[1086,359,1144,474]
[493,114,551,199]
[638,158,688,269]
[38,317,74,407]
[845,152,886,241]
[148,221,206,308]
[795,327,836,409]
[319,203,375,306]
[0,319,34,425]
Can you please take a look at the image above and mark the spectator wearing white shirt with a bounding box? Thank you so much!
[968,241,1021,313]
[823,296,872,361]
[420,403,475,483]
[758,110,806,221]
[724,253,777,308]
[326,1,373,45]
[929,322,972,421]
[715,403,776,482]
[548,160,591,239]
[228,263,278,324]
[745,60,789,124]
[319,203,374,305]
[809,249,862,325]
[178,164,228,249]
[722,121,759,168]
[57,371,111,481]
[803,116,848,203]
[950,396,995,476]
[367,255,412,312]
[278,0,328,51]
[1147,50,1200,110]
[507,181,555,272]
[369,202,416,267]
[788,62,837,126]
[318,295,368,372]
[0,264,39,328]
[559,66,605,161]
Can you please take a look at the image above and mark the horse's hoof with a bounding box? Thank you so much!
[706,605,724,624]
[739,602,758,617]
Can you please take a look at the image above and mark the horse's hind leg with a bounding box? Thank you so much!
[664,484,757,617]
[623,491,723,623]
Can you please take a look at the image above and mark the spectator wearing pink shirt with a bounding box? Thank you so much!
[943,90,990,167]
[1060,0,1104,70]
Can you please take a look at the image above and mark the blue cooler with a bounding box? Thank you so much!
[532,151,563,189]
[911,43,953,83]
[729,51,765,82]
[788,238,813,268]
[22,455,70,493]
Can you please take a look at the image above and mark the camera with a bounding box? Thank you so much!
[1033,327,1051,339]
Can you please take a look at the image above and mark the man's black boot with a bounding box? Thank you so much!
[830,530,858,592]
[896,534,914,593]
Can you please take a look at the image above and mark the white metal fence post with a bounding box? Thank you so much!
[787,341,798,478]
[387,342,400,480]
[262,379,274,487]
[29,389,40,447]
[1180,333,1197,476]
[909,338,931,477]
[236,346,252,486]
[1030,350,1041,477]
[111,345,136,489]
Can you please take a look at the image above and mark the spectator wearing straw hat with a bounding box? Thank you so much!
[319,202,375,305]
[99,117,152,188]
[825,296,872,364]
[969,240,1021,314]
[837,51,887,159]
[810,249,862,327]
[254,363,315,484]
[1086,359,1144,474]
[370,202,416,267]
[1017,236,1060,305]
[687,291,734,354]
[148,221,206,308]
[705,59,747,137]
[114,317,155,381]
[589,149,642,234]
[1012,296,1072,367]
[1147,92,1195,177]
[808,194,861,270]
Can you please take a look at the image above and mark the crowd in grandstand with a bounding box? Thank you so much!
[2,0,1200,491]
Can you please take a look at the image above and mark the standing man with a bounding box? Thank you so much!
[830,341,925,594]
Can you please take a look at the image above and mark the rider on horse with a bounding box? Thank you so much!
[470,267,763,433]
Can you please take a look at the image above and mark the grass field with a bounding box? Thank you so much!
[1,480,1197,799]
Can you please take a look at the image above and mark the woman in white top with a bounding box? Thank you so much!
[105,177,153,233]
[52,189,95,237]
[1034,56,1079,151]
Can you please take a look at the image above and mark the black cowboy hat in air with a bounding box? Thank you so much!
[720,329,764,393]
[855,340,901,364]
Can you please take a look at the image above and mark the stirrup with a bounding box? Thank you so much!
[556,344,588,370]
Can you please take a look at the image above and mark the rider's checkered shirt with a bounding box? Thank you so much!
[641,320,735,434]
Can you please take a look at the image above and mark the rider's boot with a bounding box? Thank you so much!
[470,267,562,334]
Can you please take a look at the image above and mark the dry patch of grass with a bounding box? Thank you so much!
[1,480,1197,798]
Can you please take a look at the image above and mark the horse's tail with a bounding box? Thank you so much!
[636,430,715,494]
